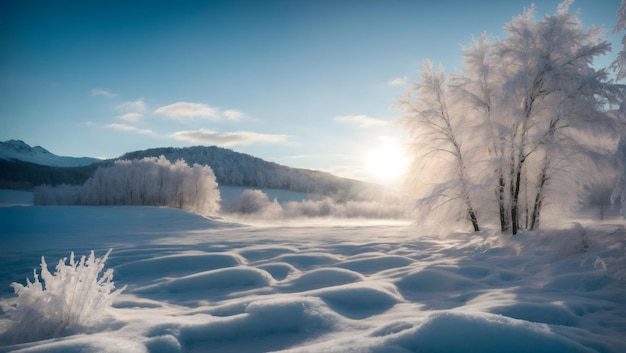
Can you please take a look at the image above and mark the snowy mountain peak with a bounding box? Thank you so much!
[0,140,100,167]
[4,140,43,152]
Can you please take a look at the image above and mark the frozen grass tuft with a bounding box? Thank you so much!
[2,249,126,344]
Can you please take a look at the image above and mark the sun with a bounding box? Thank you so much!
[365,139,410,181]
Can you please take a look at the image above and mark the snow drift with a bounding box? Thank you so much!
[0,201,624,352]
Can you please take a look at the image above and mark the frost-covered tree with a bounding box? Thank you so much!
[399,1,622,234]
[455,34,509,232]
[397,60,481,232]
[611,0,626,218]
[495,1,618,233]
[613,134,626,218]
[611,0,626,81]
[34,156,221,216]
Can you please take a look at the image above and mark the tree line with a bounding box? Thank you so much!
[120,145,384,201]
[34,156,220,216]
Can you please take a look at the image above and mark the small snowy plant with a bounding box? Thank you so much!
[4,250,125,343]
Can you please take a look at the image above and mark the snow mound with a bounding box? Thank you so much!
[143,297,340,352]
[115,252,245,281]
[257,262,298,281]
[0,335,148,353]
[337,254,414,275]
[310,282,402,319]
[387,311,594,353]
[276,312,595,353]
[273,253,341,270]
[134,266,274,296]
[281,268,364,291]
[491,302,580,326]
[395,267,482,295]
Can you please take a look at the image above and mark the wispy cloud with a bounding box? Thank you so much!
[335,115,389,128]
[283,154,320,160]
[105,123,153,135]
[387,76,408,87]
[223,109,247,121]
[116,98,147,113]
[326,164,366,180]
[117,112,144,123]
[170,128,288,146]
[91,88,118,98]
[154,102,219,120]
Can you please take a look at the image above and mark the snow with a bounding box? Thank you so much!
[1,190,625,352]
[0,140,100,167]
[0,191,32,207]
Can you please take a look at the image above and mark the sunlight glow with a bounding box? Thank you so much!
[366,139,410,180]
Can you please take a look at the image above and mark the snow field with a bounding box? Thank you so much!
[0,203,625,352]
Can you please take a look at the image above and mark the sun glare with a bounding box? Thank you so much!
[366,139,410,181]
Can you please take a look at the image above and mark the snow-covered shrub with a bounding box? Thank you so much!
[224,189,282,217]
[33,156,221,216]
[2,250,126,344]
[223,189,408,219]
[283,198,335,217]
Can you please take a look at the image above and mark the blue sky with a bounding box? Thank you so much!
[0,0,622,184]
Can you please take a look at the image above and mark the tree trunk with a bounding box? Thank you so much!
[530,154,550,230]
[511,96,534,235]
[497,170,508,232]
[531,119,557,230]
[468,206,480,231]
[511,165,522,235]
[436,80,481,232]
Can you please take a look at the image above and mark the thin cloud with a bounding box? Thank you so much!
[105,123,153,135]
[336,115,389,128]
[284,154,320,160]
[154,102,219,120]
[387,76,408,86]
[117,112,144,123]
[170,128,288,147]
[223,109,247,121]
[116,98,147,113]
[326,164,366,180]
[91,88,118,98]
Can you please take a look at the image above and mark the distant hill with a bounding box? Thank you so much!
[0,142,384,200]
[118,146,384,200]
[0,140,100,167]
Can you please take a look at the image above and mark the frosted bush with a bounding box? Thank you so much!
[3,250,126,344]
[222,189,408,219]
[224,189,282,216]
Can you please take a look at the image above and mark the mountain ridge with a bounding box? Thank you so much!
[0,140,101,167]
[0,141,384,200]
